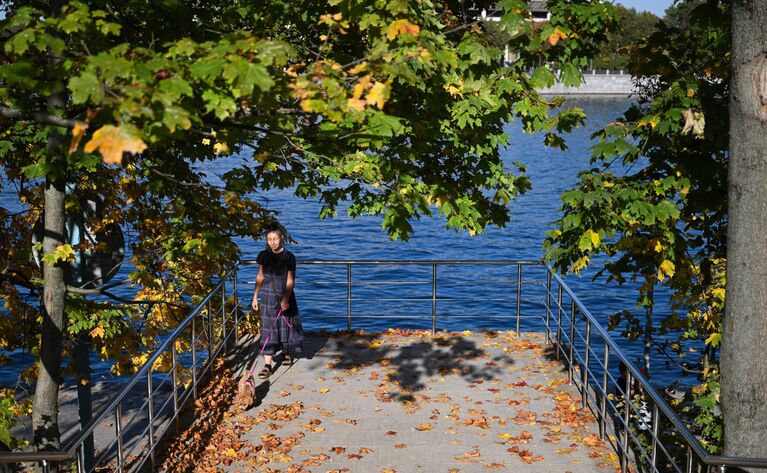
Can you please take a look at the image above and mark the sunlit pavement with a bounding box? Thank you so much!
[163,330,619,473]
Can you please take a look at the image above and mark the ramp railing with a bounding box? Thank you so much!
[3,260,766,472]
[0,267,239,472]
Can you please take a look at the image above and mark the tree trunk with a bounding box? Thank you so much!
[722,0,767,461]
[33,0,67,462]
[32,108,67,461]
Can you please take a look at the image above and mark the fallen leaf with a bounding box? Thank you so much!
[331,447,346,454]
[484,463,505,470]
[416,423,433,431]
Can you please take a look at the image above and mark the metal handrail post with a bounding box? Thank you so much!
[569,300,576,384]
[191,316,198,400]
[115,403,124,472]
[622,371,632,473]
[556,284,563,360]
[233,267,239,342]
[545,269,552,343]
[651,402,659,470]
[171,343,179,433]
[76,446,83,473]
[147,368,156,471]
[221,281,227,344]
[346,264,352,331]
[687,446,694,473]
[515,264,522,334]
[207,299,213,363]
[583,320,591,408]
[432,264,437,334]
[600,340,609,439]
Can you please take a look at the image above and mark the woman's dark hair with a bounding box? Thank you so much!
[264,221,283,237]
[262,221,286,269]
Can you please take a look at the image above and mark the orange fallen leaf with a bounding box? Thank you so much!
[330,447,346,454]
[416,423,433,431]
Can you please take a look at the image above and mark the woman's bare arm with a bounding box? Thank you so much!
[281,270,295,310]
[252,264,264,310]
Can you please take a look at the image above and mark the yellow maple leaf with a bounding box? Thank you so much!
[387,19,420,40]
[84,125,147,164]
[349,62,369,75]
[347,98,367,112]
[213,142,230,155]
[588,229,600,246]
[658,260,676,281]
[68,122,89,156]
[90,326,105,338]
[353,75,372,100]
[445,81,463,98]
[548,29,567,46]
[319,388,330,393]
[366,81,390,109]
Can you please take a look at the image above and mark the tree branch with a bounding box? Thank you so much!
[0,106,85,129]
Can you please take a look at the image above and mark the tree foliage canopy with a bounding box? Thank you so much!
[544,0,729,453]
[0,0,616,449]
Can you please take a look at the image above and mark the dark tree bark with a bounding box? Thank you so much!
[32,106,66,461]
[32,1,67,465]
[722,0,767,461]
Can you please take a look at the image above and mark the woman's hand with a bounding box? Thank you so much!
[280,298,290,312]
[251,299,259,311]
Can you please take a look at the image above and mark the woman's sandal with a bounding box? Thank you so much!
[258,364,273,379]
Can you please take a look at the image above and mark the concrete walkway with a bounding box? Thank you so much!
[175,330,619,473]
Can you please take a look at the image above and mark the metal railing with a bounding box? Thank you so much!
[4,259,767,472]
[239,259,767,473]
[0,267,240,472]
[545,271,767,473]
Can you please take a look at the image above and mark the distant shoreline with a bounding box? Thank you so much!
[537,71,634,96]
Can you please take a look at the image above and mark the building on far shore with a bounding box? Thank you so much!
[480,2,633,96]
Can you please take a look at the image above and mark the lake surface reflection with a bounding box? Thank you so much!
[1,97,698,388]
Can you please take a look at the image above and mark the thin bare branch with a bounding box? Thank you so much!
[0,106,85,129]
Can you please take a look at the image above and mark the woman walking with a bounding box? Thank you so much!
[251,222,303,379]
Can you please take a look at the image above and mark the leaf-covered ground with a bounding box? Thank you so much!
[160,330,620,472]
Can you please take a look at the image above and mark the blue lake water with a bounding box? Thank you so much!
[1,96,700,389]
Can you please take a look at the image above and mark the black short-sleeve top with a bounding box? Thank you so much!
[256,248,296,274]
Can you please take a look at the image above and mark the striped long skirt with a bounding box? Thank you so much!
[259,284,303,357]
